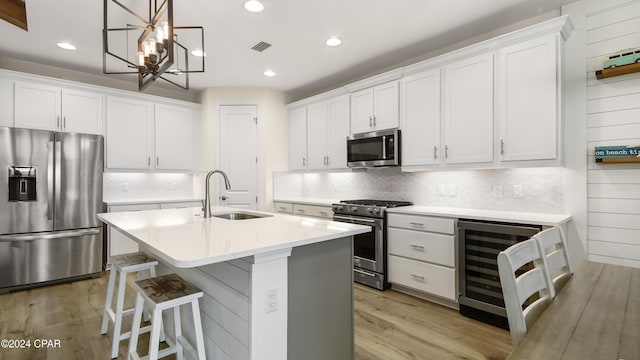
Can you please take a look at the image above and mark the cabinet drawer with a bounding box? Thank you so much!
[274,202,293,214]
[389,256,456,301]
[388,228,455,267]
[387,213,455,234]
[160,201,201,209]
[293,204,332,219]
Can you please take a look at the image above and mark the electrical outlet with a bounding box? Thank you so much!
[513,184,523,198]
[265,289,278,314]
[493,185,503,198]
[437,184,446,196]
[448,184,457,197]
[121,183,129,192]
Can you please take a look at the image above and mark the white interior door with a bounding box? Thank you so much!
[219,105,258,209]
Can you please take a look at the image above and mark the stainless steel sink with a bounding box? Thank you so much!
[211,212,272,220]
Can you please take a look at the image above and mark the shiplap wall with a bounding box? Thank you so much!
[584,0,640,268]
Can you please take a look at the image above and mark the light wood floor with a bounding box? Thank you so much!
[354,284,512,360]
[0,274,511,360]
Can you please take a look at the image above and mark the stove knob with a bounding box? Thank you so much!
[373,208,379,213]
[351,206,358,212]
[366,207,372,213]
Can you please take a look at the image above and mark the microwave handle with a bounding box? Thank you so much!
[382,135,386,159]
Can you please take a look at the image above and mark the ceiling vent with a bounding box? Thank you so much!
[251,41,272,52]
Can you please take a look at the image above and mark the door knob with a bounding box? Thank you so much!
[220,196,227,201]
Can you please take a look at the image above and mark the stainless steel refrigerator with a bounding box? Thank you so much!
[0,126,104,292]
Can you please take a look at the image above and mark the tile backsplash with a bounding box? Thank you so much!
[274,167,567,213]
[103,173,194,200]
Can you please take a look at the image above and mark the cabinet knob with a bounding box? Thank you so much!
[220,196,227,201]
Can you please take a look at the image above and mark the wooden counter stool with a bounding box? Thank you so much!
[101,252,161,359]
[128,273,206,360]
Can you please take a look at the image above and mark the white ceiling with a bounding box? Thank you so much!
[0,0,576,100]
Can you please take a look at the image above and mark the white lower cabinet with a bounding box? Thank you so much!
[273,201,332,219]
[387,213,457,302]
[107,200,201,260]
[107,203,160,258]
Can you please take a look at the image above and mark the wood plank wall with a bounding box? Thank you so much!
[157,258,252,360]
[584,0,640,268]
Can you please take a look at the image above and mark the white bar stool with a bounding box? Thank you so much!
[101,251,161,359]
[128,273,206,360]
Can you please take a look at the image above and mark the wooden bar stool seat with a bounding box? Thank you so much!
[128,273,206,360]
[101,252,161,359]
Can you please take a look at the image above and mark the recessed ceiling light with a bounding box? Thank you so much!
[244,0,264,13]
[264,70,276,77]
[56,42,76,51]
[190,49,206,57]
[325,37,342,47]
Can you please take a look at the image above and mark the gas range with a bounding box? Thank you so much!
[332,199,413,219]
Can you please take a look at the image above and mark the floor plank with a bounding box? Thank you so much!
[354,284,512,360]
[0,274,511,360]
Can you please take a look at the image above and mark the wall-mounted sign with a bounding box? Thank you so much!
[595,146,640,163]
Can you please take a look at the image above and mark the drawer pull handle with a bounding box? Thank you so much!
[410,273,425,281]
[279,207,287,211]
[409,222,424,227]
[319,211,328,215]
[410,244,425,250]
[297,209,305,213]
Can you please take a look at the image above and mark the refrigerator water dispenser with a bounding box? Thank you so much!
[8,166,37,201]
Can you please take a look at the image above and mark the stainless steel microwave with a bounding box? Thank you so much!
[347,128,400,168]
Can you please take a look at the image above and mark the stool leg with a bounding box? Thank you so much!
[191,300,206,360]
[111,270,128,359]
[138,269,151,322]
[148,308,164,360]
[101,267,117,335]
[127,293,145,360]
[173,305,183,360]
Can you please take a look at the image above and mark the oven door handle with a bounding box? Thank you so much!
[354,268,377,277]
[333,215,378,224]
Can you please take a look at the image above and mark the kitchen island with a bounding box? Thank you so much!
[98,206,369,360]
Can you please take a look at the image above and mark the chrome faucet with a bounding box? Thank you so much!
[203,169,231,218]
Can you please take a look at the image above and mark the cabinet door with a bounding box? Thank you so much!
[0,78,13,127]
[326,95,350,169]
[350,87,374,134]
[444,53,494,165]
[155,104,193,170]
[307,102,328,169]
[373,81,399,130]
[107,203,160,258]
[401,69,442,166]
[14,81,61,131]
[61,89,103,135]
[289,107,308,170]
[498,35,558,161]
[106,96,154,169]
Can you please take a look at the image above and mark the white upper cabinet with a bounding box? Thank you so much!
[305,95,350,170]
[307,102,329,169]
[401,69,442,166]
[289,107,308,170]
[444,53,494,165]
[106,96,154,170]
[154,104,193,170]
[106,97,194,171]
[497,34,558,162]
[350,81,399,134]
[14,81,103,135]
[326,95,350,169]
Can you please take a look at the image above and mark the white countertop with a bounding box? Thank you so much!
[98,206,369,268]
[103,197,202,206]
[273,197,340,206]
[386,206,571,226]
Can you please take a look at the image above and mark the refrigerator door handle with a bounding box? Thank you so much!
[54,140,62,221]
[0,228,101,242]
[47,141,54,221]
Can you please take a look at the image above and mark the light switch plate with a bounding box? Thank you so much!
[448,184,457,197]
[437,184,446,196]
[513,184,523,198]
